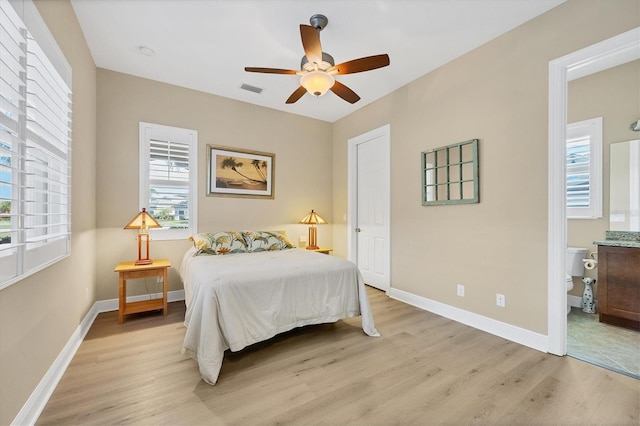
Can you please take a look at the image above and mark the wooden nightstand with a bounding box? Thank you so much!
[114,259,170,324]
[309,247,332,254]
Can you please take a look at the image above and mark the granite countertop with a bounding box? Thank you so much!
[594,231,640,248]
[594,239,640,248]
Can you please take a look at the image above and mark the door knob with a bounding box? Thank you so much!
[355,227,361,232]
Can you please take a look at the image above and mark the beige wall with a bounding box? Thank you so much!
[95,70,333,300]
[0,1,97,424]
[332,0,639,334]
[567,60,640,296]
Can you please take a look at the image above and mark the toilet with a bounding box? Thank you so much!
[566,247,588,314]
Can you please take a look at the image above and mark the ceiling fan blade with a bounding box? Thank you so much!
[300,24,322,65]
[329,54,390,75]
[330,80,360,104]
[244,67,298,75]
[285,86,308,104]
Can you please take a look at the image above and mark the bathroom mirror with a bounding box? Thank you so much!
[609,139,640,231]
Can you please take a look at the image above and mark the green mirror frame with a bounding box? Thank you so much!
[421,139,479,205]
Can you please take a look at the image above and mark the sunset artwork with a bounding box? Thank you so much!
[208,146,274,198]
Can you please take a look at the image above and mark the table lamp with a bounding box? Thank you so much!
[299,209,327,250]
[124,208,162,265]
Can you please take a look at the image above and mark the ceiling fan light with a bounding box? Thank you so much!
[300,71,335,97]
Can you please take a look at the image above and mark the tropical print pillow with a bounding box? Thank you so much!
[242,231,295,252]
[190,231,248,255]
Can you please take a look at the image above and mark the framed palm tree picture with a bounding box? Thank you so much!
[207,145,275,198]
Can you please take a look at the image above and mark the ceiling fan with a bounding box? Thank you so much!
[244,14,390,104]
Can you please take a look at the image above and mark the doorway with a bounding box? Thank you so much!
[547,27,640,355]
[347,124,391,292]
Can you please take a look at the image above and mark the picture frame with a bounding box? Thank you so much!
[207,145,275,199]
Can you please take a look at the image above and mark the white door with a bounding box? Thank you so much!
[348,125,390,291]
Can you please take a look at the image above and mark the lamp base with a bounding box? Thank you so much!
[306,226,319,251]
[135,233,153,265]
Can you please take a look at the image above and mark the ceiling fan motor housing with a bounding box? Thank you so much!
[301,52,335,71]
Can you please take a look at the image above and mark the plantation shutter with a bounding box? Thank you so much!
[0,0,27,285]
[566,117,602,219]
[0,0,72,289]
[147,137,191,229]
[566,136,590,208]
[24,27,72,266]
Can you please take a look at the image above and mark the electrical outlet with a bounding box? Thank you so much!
[457,284,465,297]
[157,276,163,283]
[496,293,506,307]
[85,287,89,300]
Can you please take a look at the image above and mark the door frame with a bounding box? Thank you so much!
[347,124,391,291]
[547,27,640,355]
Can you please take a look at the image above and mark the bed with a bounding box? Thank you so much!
[179,231,379,384]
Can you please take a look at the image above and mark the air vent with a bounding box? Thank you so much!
[240,83,263,94]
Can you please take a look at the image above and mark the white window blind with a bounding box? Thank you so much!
[0,0,72,290]
[139,122,197,241]
[566,136,590,208]
[566,117,602,219]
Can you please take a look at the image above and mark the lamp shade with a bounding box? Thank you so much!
[300,71,335,97]
[124,208,161,230]
[299,209,327,225]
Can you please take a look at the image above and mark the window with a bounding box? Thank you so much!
[0,0,72,290]
[139,122,197,240]
[566,117,602,219]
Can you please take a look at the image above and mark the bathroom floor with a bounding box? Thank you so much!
[567,307,640,379]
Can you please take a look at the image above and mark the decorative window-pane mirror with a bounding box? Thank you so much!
[422,139,479,205]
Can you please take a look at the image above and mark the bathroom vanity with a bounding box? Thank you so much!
[595,232,640,331]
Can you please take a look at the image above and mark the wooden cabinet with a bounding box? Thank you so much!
[597,245,640,331]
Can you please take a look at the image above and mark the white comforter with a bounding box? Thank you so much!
[180,247,379,384]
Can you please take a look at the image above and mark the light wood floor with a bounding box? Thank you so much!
[38,287,639,425]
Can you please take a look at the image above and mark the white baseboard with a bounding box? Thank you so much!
[12,289,185,426]
[387,287,548,353]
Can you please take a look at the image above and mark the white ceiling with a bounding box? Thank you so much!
[70,0,565,123]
